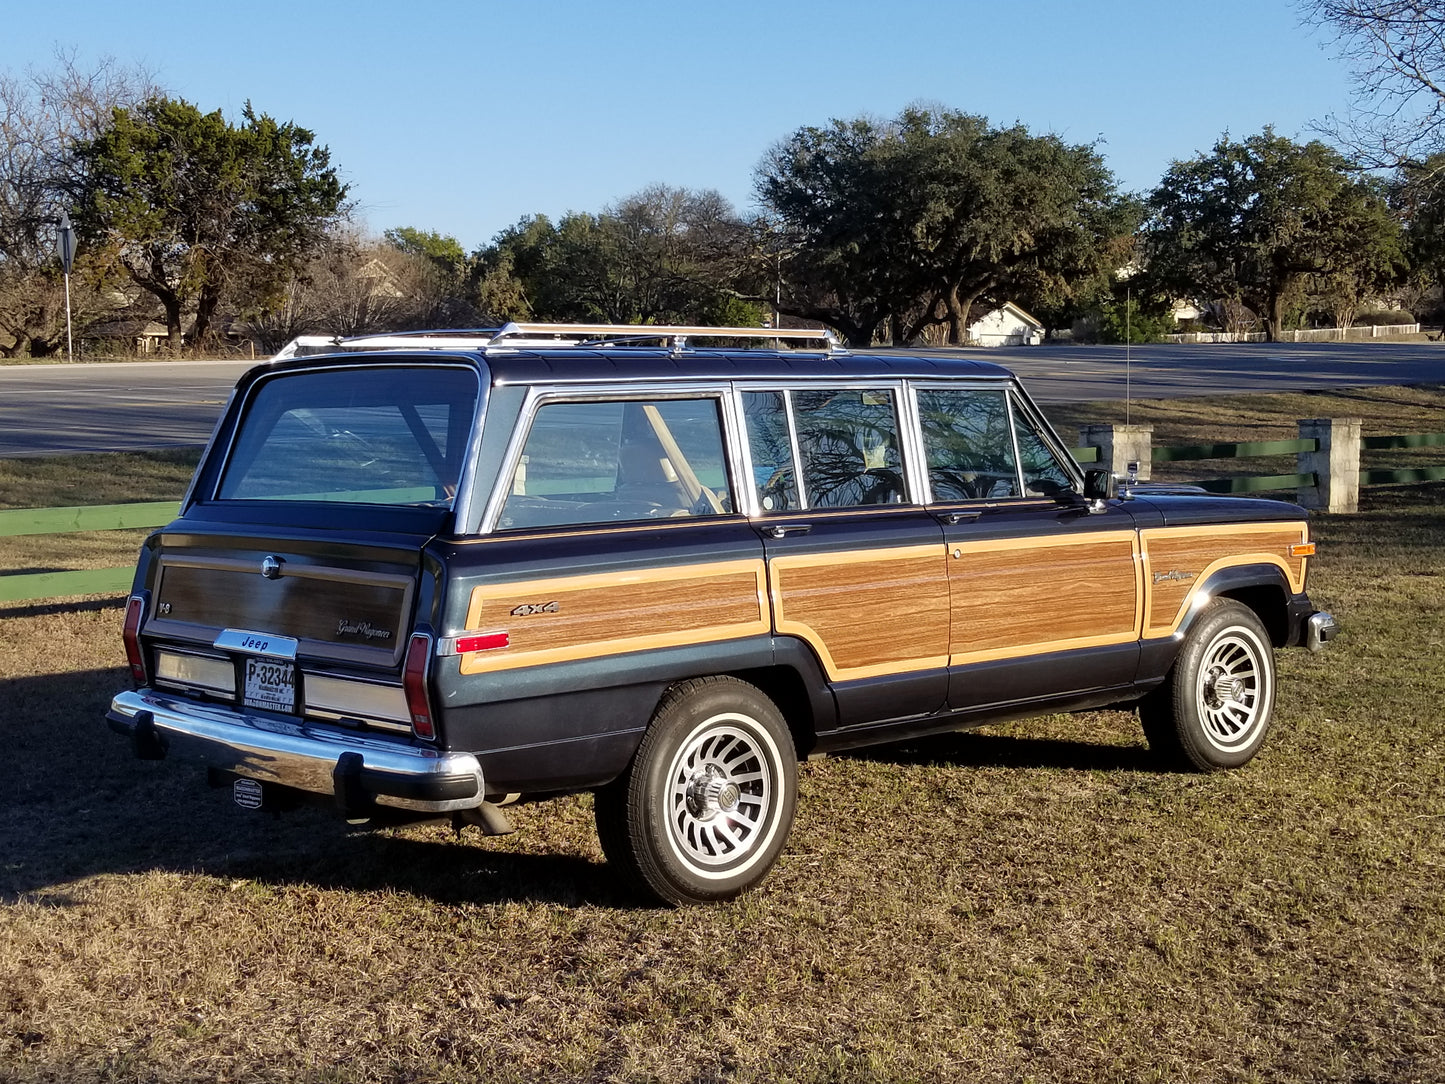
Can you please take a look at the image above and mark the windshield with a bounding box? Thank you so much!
[216,365,479,506]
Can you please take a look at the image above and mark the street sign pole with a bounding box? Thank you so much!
[57,213,77,362]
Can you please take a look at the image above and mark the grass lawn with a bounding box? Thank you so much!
[0,394,1441,1082]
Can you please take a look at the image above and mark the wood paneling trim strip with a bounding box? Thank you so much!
[459,559,769,675]
[1140,522,1308,636]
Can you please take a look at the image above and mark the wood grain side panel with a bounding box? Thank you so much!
[770,545,949,680]
[458,560,769,674]
[948,533,1141,664]
[1141,524,1307,636]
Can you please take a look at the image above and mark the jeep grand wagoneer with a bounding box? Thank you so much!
[108,324,1336,905]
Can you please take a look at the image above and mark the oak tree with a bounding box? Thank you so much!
[755,107,1129,346]
[72,97,348,350]
[1145,129,1402,339]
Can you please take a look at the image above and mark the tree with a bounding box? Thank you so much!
[1303,1,1445,167]
[755,107,1131,346]
[472,186,757,326]
[383,226,467,282]
[0,54,156,356]
[244,227,478,350]
[1145,129,1403,340]
[72,97,348,351]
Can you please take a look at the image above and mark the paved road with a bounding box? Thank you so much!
[2,342,1442,457]
[0,359,253,458]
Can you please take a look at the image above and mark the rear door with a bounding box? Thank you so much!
[739,385,949,726]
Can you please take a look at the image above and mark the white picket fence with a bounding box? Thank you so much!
[1165,323,1421,344]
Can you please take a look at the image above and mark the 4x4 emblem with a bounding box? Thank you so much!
[260,555,284,579]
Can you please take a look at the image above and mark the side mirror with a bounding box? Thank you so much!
[1083,468,1115,511]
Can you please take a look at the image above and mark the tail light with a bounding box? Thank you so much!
[122,595,147,686]
[402,632,436,741]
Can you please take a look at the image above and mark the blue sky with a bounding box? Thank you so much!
[12,0,1355,251]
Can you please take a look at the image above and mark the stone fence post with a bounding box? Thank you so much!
[1298,418,1361,513]
[1080,424,1154,481]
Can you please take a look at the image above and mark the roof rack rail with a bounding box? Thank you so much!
[334,329,501,349]
[487,322,845,353]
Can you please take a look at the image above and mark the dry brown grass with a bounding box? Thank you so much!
[1,399,1443,1083]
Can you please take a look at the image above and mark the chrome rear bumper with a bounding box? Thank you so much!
[107,689,484,813]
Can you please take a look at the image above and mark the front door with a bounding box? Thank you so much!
[912,385,1143,710]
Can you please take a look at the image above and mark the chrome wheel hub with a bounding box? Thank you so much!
[1195,631,1268,750]
[665,717,774,870]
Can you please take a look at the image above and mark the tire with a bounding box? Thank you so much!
[595,676,797,906]
[1140,598,1277,771]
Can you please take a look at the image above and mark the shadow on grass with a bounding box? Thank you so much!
[846,729,1158,773]
[0,668,645,909]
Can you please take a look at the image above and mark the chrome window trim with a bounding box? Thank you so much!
[783,389,808,511]
[723,385,760,517]
[478,381,739,535]
[734,380,916,512]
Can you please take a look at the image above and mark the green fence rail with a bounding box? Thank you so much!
[0,502,177,605]
[1152,438,1319,463]
[1362,433,1445,451]
[0,501,180,538]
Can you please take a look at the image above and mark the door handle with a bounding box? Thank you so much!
[939,510,981,525]
[764,523,813,539]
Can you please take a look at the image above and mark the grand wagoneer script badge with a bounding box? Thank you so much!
[336,619,393,641]
[1153,569,1198,585]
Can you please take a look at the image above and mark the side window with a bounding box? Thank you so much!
[916,388,1019,501]
[742,390,801,512]
[1011,400,1075,497]
[497,397,731,530]
[792,389,906,508]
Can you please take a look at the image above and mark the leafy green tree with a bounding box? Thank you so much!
[1145,129,1403,340]
[756,107,1131,346]
[1396,152,1445,289]
[383,226,467,282]
[72,97,348,350]
[473,186,754,326]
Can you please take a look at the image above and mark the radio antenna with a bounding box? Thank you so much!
[1125,286,1132,425]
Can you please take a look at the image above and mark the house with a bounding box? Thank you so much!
[966,302,1044,347]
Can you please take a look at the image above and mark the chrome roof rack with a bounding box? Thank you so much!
[486,322,846,354]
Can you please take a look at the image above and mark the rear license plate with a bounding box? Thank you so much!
[243,656,296,713]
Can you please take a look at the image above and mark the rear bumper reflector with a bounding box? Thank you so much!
[106,689,483,813]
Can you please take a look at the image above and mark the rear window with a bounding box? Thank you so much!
[217,366,479,505]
